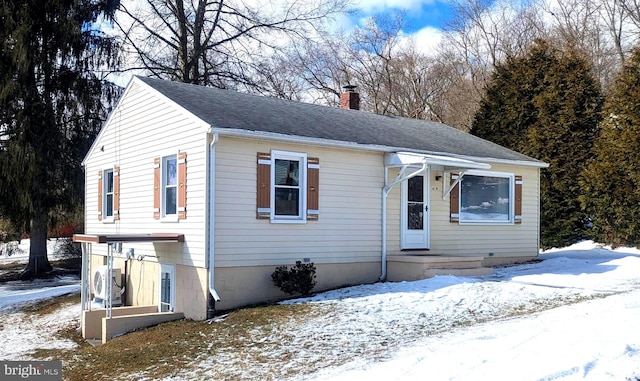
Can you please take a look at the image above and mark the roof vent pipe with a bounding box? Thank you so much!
[339,85,360,110]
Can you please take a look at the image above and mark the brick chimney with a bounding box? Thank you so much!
[339,85,360,110]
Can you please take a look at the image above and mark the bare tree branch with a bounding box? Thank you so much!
[115,0,348,88]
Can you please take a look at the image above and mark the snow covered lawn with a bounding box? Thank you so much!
[280,242,640,381]
[1,241,640,380]
[0,295,80,361]
[0,238,61,266]
[0,238,81,360]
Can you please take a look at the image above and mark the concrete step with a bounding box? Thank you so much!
[386,255,493,282]
[421,267,493,278]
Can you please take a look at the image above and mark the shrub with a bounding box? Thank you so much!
[0,218,20,243]
[0,218,22,257]
[47,207,84,238]
[54,237,82,259]
[271,261,317,296]
[0,241,21,257]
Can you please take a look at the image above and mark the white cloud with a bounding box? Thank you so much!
[352,0,437,13]
[328,12,360,33]
[389,25,443,57]
[339,0,446,54]
[409,26,444,55]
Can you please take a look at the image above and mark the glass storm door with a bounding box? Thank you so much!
[401,173,430,249]
[159,264,175,312]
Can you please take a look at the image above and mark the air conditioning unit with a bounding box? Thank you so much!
[93,266,122,307]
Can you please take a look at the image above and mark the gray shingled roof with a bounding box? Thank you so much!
[137,76,544,165]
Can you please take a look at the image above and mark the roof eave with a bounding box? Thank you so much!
[83,76,212,166]
[210,127,549,168]
[82,76,137,166]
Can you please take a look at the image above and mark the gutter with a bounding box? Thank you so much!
[206,130,221,316]
[208,127,549,169]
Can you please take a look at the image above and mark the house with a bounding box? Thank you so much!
[73,76,548,342]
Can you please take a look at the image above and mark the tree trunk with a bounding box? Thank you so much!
[22,214,52,279]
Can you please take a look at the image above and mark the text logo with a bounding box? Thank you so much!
[1,361,61,380]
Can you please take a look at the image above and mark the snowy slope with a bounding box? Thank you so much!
[282,241,640,381]
[1,241,640,380]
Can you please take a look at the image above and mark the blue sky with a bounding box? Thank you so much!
[404,1,454,31]
[340,0,455,53]
[348,0,454,31]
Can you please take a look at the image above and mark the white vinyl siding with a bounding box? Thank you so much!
[83,80,209,268]
[214,137,382,267]
[83,79,542,272]
[416,164,540,258]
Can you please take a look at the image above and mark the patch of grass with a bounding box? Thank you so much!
[38,303,327,381]
[0,268,22,283]
[21,294,80,316]
[492,258,543,269]
[52,257,81,271]
[0,262,24,271]
[25,287,627,380]
[0,257,80,283]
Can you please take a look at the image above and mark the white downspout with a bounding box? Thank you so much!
[207,131,221,304]
[537,167,541,255]
[380,167,389,281]
[80,242,91,329]
[106,243,114,318]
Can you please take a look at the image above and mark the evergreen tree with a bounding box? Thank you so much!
[471,40,603,249]
[580,47,640,247]
[0,0,120,277]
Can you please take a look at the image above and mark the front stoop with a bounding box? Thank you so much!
[387,255,493,282]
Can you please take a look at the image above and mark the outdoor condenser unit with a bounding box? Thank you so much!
[92,265,122,307]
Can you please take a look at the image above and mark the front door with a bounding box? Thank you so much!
[401,172,430,249]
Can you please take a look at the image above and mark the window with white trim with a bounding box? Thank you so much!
[256,151,319,222]
[459,170,514,224]
[99,166,119,221]
[103,169,114,219]
[153,153,186,220]
[162,155,178,217]
[272,151,306,221]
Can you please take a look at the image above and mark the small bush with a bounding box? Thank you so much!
[0,218,21,245]
[0,241,21,257]
[271,261,317,296]
[54,237,82,259]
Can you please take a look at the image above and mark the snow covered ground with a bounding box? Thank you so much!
[0,299,80,361]
[0,238,67,270]
[1,240,640,380]
[0,238,81,360]
[284,241,640,381]
[0,238,80,312]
